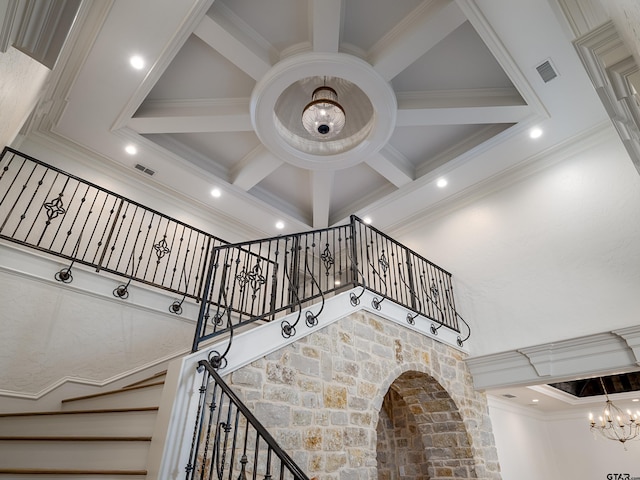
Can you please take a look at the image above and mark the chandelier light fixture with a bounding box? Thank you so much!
[302,85,345,139]
[589,377,640,448]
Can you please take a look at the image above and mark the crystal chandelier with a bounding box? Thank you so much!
[301,85,345,139]
[589,377,640,448]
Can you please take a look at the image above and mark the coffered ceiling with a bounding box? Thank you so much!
[30,0,611,234]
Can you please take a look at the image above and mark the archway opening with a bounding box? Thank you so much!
[376,371,477,480]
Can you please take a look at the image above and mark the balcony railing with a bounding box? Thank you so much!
[192,216,470,358]
[0,147,227,306]
[0,146,470,357]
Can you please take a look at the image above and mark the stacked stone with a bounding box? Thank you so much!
[227,311,501,480]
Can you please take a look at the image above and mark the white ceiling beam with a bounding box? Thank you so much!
[312,170,334,228]
[365,147,414,188]
[369,0,466,82]
[310,0,342,52]
[396,104,531,127]
[194,13,272,81]
[231,145,284,191]
[128,100,253,133]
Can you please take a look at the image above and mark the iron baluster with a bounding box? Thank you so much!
[419,275,447,336]
[57,182,91,254]
[444,286,471,347]
[237,421,250,480]
[19,166,51,241]
[169,264,190,315]
[47,177,78,250]
[397,263,422,325]
[366,243,388,310]
[185,367,211,480]
[280,248,302,339]
[54,232,83,284]
[202,386,224,480]
[96,197,124,272]
[346,234,367,307]
[303,245,325,328]
[113,249,136,299]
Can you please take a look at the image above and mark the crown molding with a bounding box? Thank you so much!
[466,327,640,391]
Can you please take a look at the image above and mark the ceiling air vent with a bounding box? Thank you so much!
[536,59,558,83]
[134,164,155,176]
[502,394,517,399]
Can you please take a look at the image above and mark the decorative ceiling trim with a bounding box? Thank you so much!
[574,20,640,175]
[466,328,640,391]
[251,51,397,171]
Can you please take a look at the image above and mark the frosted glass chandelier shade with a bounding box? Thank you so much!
[301,86,345,139]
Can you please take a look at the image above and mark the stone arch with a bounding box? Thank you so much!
[376,370,478,480]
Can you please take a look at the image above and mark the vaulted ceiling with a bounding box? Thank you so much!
[29,0,612,235]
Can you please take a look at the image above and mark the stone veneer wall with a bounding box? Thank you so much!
[225,310,501,480]
[377,389,428,480]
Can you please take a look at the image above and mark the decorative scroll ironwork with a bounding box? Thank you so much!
[43,195,66,222]
[1,148,470,353]
[0,147,226,303]
[153,236,170,261]
[397,263,422,325]
[186,359,309,480]
[320,242,334,275]
[54,233,82,284]
[366,244,388,310]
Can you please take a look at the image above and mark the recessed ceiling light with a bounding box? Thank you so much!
[529,127,543,139]
[275,221,285,230]
[130,55,145,70]
[363,216,372,224]
[437,178,448,188]
[210,188,221,198]
[125,145,137,155]
[532,398,539,403]
[633,398,639,402]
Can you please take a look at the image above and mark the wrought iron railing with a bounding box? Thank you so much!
[186,356,309,480]
[0,147,470,355]
[192,216,470,356]
[0,147,227,309]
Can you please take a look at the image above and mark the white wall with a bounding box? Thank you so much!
[489,396,640,480]
[0,243,196,410]
[488,397,558,480]
[0,47,49,148]
[396,128,640,357]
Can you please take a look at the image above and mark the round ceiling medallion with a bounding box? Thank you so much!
[251,52,397,171]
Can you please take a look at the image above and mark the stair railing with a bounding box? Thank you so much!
[0,147,228,303]
[192,215,471,353]
[0,147,470,350]
[185,355,309,480]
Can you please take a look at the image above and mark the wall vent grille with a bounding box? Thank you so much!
[134,164,155,176]
[536,59,558,83]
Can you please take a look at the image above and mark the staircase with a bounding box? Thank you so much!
[0,371,166,479]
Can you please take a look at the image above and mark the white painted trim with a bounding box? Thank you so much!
[467,328,640,391]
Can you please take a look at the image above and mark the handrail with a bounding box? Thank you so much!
[0,146,228,306]
[0,147,470,351]
[185,356,309,480]
[192,215,471,353]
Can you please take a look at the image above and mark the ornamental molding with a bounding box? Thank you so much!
[466,329,640,390]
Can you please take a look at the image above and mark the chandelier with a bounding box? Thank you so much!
[301,85,345,139]
[589,377,640,448]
